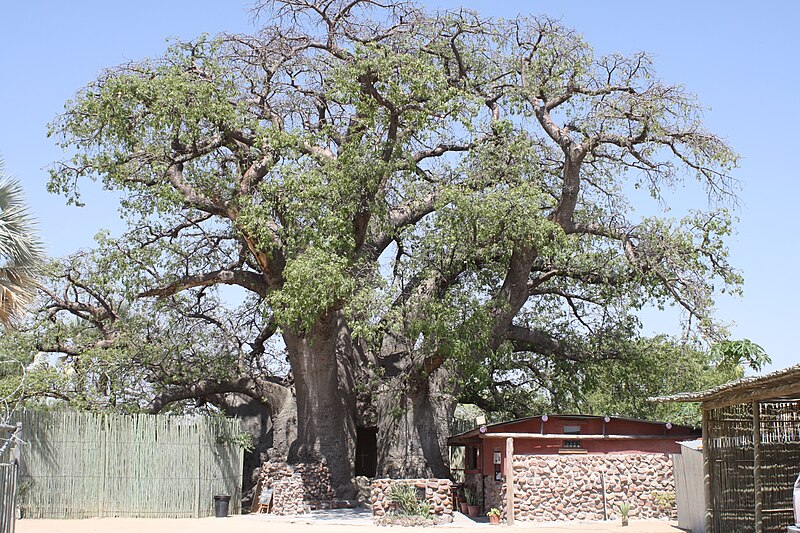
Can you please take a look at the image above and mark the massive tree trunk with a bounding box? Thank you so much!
[283,309,357,498]
[374,365,456,479]
[214,392,296,503]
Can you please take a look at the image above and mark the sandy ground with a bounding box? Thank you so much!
[14,514,688,533]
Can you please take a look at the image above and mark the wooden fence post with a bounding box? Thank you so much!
[196,425,202,518]
[100,413,107,518]
[753,401,763,533]
[702,408,712,533]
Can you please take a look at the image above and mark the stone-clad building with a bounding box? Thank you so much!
[448,414,699,523]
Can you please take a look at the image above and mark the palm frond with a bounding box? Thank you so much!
[0,158,45,327]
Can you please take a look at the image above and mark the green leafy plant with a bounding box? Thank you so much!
[389,483,430,518]
[652,490,676,509]
[464,487,480,506]
[487,508,501,517]
[618,501,632,526]
[652,490,677,518]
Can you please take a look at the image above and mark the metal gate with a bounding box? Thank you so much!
[0,462,17,533]
[0,422,21,533]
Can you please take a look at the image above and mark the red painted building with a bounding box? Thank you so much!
[449,414,700,479]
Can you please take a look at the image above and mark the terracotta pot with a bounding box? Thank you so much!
[621,516,629,527]
[489,514,501,524]
[459,502,469,514]
[467,505,480,517]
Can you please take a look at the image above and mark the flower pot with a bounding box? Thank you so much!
[489,514,501,524]
[467,505,480,517]
[214,494,230,518]
[621,516,629,527]
[459,502,469,514]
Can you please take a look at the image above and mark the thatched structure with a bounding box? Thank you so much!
[655,364,800,533]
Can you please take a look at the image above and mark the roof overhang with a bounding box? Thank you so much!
[651,363,800,410]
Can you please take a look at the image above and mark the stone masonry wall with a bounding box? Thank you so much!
[258,461,335,515]
[485,453,675,522]
[371,478,453,519]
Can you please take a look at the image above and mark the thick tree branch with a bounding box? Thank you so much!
[138,269,269,299]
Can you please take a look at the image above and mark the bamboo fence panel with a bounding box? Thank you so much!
[758,401,800,533]
[706,400,800,533]
[13,410,243,519]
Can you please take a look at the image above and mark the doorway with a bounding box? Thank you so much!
[355,427,377,477]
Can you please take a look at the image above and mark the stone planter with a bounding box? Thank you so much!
[370,478,454,519]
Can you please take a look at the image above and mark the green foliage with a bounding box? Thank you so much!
[618,502,631,518]
[577,336,742,425]
[216,430,256,452]
[710,339,770,372]
[652,490,676,511]
[459,335,742,426]
[463,487,480,506]
[388,483,431,518]
[0,158,45,327]
[5,251,284,415]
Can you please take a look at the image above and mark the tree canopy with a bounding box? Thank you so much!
[45,0,742,495]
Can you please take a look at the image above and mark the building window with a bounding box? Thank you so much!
[561,425,584,451]
[465,446,479,470]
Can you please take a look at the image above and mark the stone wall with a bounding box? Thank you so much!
[257,461,335,515]
[483,453,675,522]
[371,478,453,519]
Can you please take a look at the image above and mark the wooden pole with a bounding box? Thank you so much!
[601,471,608,520]
[702,408,713,533]
[505,437,514,526]
[196,425,202,518]
[753,400,763,533]
[100,414,107,518]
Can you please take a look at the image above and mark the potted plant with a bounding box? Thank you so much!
[458,486,469,513]
[464,488,481,517]
[487,508,502,525]
[618,502,631,527]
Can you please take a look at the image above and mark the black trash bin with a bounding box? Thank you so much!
[214,495,231,517]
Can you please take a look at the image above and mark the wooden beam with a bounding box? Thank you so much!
[505,437,514,526]
[702,409,713,533]
[479,432,695,440]
[753,401,763,533]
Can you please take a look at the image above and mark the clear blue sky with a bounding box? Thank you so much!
[1,1,797,373]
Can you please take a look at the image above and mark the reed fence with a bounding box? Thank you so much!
[12,410,243,519]
[706,400,800,533]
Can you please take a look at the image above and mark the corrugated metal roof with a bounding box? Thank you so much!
[678,439,703,451]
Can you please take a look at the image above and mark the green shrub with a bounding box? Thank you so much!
[389,483,431,518]
[464,487,480,506]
